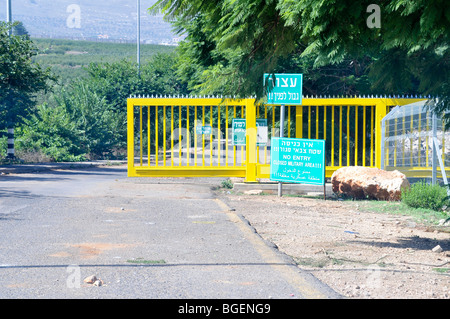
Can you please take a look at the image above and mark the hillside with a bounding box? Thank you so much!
[32,38,176,85]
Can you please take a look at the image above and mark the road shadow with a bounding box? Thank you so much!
[0,188,36,199]
[348,236,450,252]
[0,211,23,221]
[0,166,127,182]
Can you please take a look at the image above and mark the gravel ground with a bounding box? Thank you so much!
[218,187,450,299]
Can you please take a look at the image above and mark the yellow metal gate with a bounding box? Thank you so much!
[127,95,426,181]
[127,97,253,179]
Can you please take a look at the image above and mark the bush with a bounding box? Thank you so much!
[16,104,86,162]
[56,82,123,159]
[401,181,449,212]
[221,178,233,189]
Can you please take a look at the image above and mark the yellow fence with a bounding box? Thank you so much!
[127,96,427,181]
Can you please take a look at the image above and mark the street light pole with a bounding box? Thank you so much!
[6,0,14,159]
[6,0,12,35]
[137,0,141,78]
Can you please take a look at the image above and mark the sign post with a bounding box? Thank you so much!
[264,73,303,196]
[278,104,285,197]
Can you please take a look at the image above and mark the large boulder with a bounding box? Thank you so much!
[331,166,410,201]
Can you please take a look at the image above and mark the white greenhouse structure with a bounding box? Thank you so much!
[381,100,449,184]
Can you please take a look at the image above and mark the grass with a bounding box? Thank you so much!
[433,267,450,274]
[344,199,449,227]
[126,258,166,265]
[401,181,449,212]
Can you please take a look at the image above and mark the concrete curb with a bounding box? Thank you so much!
[0,160,127,175]
[233,182,334,197]
[214,198,342,299]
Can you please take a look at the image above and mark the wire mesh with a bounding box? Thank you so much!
[382,101,449,179]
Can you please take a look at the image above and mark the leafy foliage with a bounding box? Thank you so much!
[401,181,449,212]
[16,104,85,162]
[55,82,122,159]
[14,52,187,161]
[151,0,449,120]
[84,53,186,114]
[0,22,55,128]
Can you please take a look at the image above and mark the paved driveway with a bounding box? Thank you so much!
[0,165,339,299]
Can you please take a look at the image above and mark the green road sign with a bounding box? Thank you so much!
[195,125,212,135]
[232,118,268,146]
[232,119,246,146]
[264,73,303,105]
[270,137,325,185]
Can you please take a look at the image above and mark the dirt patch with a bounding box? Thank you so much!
[219,191,450,299]
[50,243,135,260]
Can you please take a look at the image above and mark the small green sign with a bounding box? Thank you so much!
[232,119,268,146]
[264,73,303,105]
[195,125,212,135]
[270,137,325,185]
[232,119,246,146]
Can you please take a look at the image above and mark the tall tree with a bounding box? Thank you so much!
[151,0,449,121]
[0,22,55,129]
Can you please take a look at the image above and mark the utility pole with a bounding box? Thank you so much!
[6,0,14,159]
[137,0,141,78]
[6,0,11,35]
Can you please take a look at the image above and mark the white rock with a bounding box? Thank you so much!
[432,245,443,253]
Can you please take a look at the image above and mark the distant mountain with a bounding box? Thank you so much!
[0,0,181,45]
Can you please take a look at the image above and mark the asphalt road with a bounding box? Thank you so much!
[0,165,340,299]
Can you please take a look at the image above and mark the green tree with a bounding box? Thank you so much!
[151,0,449,121]
[15,53,188,161]
[56,81,122,159]
[80,54,188,152]
[0,22,55,129]
[12,21,29,37]
[84,53,187,111]
[16,83,122,161]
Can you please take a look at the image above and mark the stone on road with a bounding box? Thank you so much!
[0,166,339,299]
